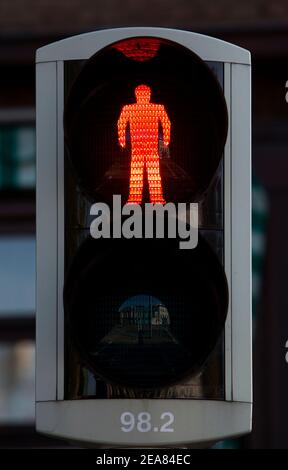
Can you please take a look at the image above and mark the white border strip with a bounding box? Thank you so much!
[57,61,65,400]
[36,28,251,65]
[224,62,232,401]
[36,399,252,446]
[36,62,58,401]
[231,63,252,403]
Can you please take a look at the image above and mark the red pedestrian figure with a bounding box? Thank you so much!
[118,84,170,204]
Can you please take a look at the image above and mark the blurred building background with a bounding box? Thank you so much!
[0,0,288,448]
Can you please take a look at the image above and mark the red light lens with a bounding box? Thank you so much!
[114,38,160,62]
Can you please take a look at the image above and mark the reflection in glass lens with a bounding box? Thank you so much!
[94,295,181,381]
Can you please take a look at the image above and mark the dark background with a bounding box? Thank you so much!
[0,0,288,448]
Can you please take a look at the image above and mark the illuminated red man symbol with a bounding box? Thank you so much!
[118,84,170,204]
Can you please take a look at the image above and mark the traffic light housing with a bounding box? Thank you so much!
[36,28,251,447]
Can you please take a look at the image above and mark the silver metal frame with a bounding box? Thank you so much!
[224,62,232,402]
[36,27,252,446]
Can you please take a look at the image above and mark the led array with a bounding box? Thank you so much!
[114,39,160,62]
[118,85,170,204]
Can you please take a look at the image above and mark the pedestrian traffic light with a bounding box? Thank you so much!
[36,28,251,447]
